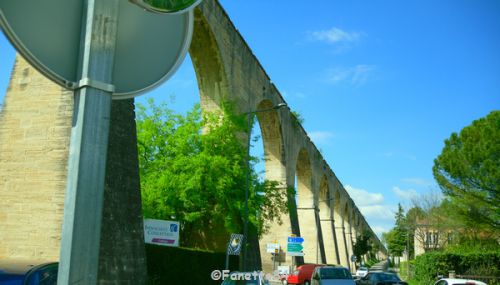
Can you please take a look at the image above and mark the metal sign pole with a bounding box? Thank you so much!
[58,0,119,284]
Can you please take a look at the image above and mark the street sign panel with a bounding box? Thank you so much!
[0,0,193,98]
[144,219,180,247]
[287,237,305,243]
[266,243,280,253]
[287,236,304,256]
[287,243,304,252]
[287,251,305,257]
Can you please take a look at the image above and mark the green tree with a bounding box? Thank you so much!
[433,110,500,235]
[353,231,373,263]
[136,99,289,248]
[384,204,408,257]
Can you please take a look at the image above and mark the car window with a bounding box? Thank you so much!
[320,268,352,280]
[369,274,380,281]
[380,274,400,281]
[25,264,58,285]
[435,280,448,285]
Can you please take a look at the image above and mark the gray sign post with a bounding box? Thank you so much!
[57,1,119,283]
[1,0,200,283]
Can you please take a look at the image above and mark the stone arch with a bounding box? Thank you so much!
[189,8,229,113]
[319,175,339,264]
[255,99,285,183]
[333,187,348,267]
[296,148,313,208]
[343,201,353,271]
[318,176,330,220]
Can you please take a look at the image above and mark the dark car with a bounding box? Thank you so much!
[0,260,58,285]
[356,272,408,285]
[311,266,355,285]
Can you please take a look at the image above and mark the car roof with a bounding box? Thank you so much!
[438,278,487,285]
[318,266,349,270]
[0,259,57,275]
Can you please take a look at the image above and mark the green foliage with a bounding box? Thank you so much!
[145,244,239,285]
[383,203,408,257]
[353,231,373,260]
[433,110,500,233]
[291,110,304,124]
[137,99,289,247]
[413,251,500,285]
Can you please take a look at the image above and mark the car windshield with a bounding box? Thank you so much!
[358,267,367,271]
[320,268,352,280]
[379,273,401,281]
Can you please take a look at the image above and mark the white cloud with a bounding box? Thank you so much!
[392,186,419,201]
[372,225,391,238]
[311,27,361,44]
[358,205,396,222]
[345,185,384,206]
[309,131,335,145]
[345,185,398,241]
[325,65,375,86]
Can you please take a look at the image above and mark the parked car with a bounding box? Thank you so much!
[0,260,58,285]
[355,272,408,285]
[355,267,369,278]
[287,264,323,285]
[220,272,270,285]
[434,279,487,285]
[311,266,355,285]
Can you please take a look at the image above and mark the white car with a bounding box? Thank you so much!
[355,267,368,278]
[434,278,487,285]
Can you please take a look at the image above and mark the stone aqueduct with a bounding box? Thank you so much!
[0,0,386,280]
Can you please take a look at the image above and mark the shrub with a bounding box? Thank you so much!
[413,252,500,285]
[145,244,239,285]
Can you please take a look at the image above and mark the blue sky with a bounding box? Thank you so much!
[1,0,499,237]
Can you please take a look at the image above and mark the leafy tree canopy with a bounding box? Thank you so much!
[353,231,373,260]
[136,99,289,247]
[433,110,499,231]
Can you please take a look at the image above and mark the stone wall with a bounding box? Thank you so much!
[0,56,147,284]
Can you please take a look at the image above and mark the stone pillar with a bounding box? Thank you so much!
[0,56,147,283]
[333,212,349,268]
[0,56,72,261]
[349,226,357,270]
[315,210,327,264]
[320,217,338,265]
[297,207,321,264]
[97,99,148,284]
[342,224,351,271]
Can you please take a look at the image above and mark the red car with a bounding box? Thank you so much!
[287,264,323,285]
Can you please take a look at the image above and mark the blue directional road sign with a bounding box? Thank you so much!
[287,237,305,243]
[287,236,305,256]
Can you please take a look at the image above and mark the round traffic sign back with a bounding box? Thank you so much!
[0,0,193,99]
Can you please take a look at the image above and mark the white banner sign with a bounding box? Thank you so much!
[144,219,179,247]
[266,243,280,253]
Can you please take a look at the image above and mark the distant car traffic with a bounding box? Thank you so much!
[0,260,58,285]
[311,266,355,285]
[355,267,369,278]
[355,271,408,285]
[287,264,323,285]
[434,279,487,285]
